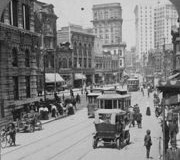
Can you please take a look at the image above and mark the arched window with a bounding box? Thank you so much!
[59,58,62,68]
[25,49,30,67]
[62,58,67,68]
[73,42,77,55]
[12,47,18,67]
[79,43,82,57]
[88,44,91,56]
[69,58,72,68]
[84,44,87,57]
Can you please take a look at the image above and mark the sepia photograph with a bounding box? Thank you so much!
[0,0,180,159]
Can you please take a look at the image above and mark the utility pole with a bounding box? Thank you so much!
[163,38,166,81]
[162,37,166,160]
[43,51,46,101]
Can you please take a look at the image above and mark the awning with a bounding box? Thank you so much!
[75,73,86,80]
[45,73,64,83]
[168,73,180,80]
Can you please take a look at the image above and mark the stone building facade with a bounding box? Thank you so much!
[34,1,57,94]
[56,42,73,86]
[57,24,95,87]
[0,0,39,124]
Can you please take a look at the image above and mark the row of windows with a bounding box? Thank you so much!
[12,48,30,67]
[1,0,30,30]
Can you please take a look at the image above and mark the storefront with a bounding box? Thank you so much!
[157,76,180,149]
[45,73,65,92]
[74,73,86,88]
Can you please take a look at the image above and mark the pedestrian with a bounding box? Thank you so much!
[136,112,142,128]
[144,129,152,159]
[6,122,16,146]
[169,118,179,143]
[141,87,144,96]
[51,104,57,118]
[129,110,135,127]
[85,90,89,101]
[76,93,80,104]
[166,140,180,160]
[146,107,151,116]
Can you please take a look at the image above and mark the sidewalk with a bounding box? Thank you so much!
[40,94,87,125]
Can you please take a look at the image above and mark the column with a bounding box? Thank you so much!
[176,113,180,148]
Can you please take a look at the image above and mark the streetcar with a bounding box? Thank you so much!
[97,92,131,111]
[127,78,139,92]
[87,92,102,118]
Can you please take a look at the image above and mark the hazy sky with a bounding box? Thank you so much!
[42,0,170,49]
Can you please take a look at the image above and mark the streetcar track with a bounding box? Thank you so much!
[2,118,92,155]
[76,148,93,160]
[47,133,92,160]
[16,123,93,160]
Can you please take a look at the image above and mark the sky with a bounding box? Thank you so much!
[42,0,170,50]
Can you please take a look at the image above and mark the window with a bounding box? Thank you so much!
[84,58,87,68]
[25,76,30,98]
[13,76,19,100]
[51,55,54,68]
[118,50,122,56]
[62,58,67,68]
[74,58,77,68]
[22,4,30,30]
[9,0,18,27]
[88,58,91,68]
[119,59,122,66]
[12,48,18,67]
[25,49,30,67]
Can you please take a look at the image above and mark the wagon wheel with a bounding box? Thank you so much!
[1,136,7,148]
[93,138,98,149]
[126,131,130,144]
[29,124,34,133]
[116,138,121,150]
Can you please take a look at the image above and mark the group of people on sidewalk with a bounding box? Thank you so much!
[129,104,142,128]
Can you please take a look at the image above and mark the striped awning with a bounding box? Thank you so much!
[45,73,64,83]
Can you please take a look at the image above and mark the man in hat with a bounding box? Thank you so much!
[166,139,180,160]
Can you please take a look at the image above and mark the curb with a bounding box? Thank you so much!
[41,115,67,125]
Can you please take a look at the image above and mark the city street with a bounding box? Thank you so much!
[2,89,162,160]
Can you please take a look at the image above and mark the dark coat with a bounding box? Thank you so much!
[166,148,180,160]
[144,134,152,147]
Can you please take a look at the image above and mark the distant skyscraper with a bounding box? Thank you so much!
[134,4,154,60]
[154,3,178,49]
[92,3,122,46]
[92,3,126,70]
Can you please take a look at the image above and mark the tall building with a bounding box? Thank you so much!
[92,3,122,46]
[154,3,178,49]
[92,3,126,79]
[134,4,154,60]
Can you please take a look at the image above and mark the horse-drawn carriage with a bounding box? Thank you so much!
[93,109,130,149]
